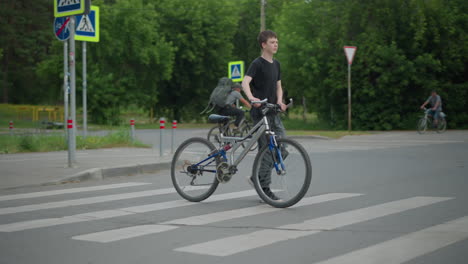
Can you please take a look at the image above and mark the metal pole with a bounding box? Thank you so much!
[347,63,352,132]
[69,16,77,165]
[82,41,87,138]
[64,41,69,136]
[260,0,266,32]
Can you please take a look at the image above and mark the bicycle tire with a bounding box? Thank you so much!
[171,137,219,202]
[437,118,447,133]
[251,138,312,208]
[241,124,258,151]
[207,125,222,147]
[417,118,428,134]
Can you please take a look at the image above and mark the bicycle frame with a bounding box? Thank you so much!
[197,114,278,171]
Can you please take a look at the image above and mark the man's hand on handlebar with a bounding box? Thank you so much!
[249,97,263,108]
[277,102,287,112]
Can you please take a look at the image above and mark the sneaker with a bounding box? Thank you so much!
[262,187,281,201]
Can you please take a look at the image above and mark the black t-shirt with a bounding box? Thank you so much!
[245,57,281,104]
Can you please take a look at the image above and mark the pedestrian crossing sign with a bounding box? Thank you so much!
[228,61,244,82]
[75,6,99,42]
[54,0,86,17]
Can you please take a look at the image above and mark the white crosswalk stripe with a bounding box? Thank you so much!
[314,215,468,264]
[0,187,194,215]
[0,189,256,232]
[0,181,464,263]
[71,193,363,243]
[0,182,151,202]
[302,139,461,153]
[174,196,453,256]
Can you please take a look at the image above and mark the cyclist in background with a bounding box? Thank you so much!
[420,90,443,128]
[216,83,251,132]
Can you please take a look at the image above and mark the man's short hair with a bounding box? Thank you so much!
[257,30,277,49]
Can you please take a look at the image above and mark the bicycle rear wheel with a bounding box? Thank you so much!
[417,118,428,134]
[207,126,222,147]
[241,124,258,151]
[252,138,312,208]
[437,118,447,133]
[171,137,219,202]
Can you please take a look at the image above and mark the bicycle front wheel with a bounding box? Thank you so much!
[171,137,219,202]
[417,118,428,134]
[252,138,312,208]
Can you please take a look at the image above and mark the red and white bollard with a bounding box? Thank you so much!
[130,119,135,142]
[171,120,177,153]
[67,118,73,167]
[159,118,165,156]
[9,121,13,135]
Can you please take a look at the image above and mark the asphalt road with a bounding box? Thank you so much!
[1,131,467,264]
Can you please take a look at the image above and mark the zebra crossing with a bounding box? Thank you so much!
[301,138,462,153]
[0,181,466,263]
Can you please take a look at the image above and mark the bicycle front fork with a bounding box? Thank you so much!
[268,135,286,175]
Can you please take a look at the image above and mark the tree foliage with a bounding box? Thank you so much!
[1,0,467,128]
[275,0,468,129]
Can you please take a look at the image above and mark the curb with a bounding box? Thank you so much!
[45,162,172,185]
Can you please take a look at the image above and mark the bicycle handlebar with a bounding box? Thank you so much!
[250,98,293,110]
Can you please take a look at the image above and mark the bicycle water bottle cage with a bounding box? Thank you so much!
[208,114,230,124]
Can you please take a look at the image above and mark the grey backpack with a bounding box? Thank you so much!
[201,77,233,114]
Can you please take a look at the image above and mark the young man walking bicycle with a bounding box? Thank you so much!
[242,30,286,200]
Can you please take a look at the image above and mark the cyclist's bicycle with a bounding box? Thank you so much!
[417,107,447,134]
[207,109,258,151]
[171,99,312,208]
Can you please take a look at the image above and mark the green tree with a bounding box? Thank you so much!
[0,0,54,104]
[155,0,241,121]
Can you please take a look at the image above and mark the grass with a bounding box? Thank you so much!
[1,104,372,153]
[0,129,149,154]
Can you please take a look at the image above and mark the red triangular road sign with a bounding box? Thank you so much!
[344,46,357,65]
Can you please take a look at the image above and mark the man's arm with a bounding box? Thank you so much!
[276,80,286,111]
[420,101,428,109]
[239,97,251,109]
[242,75,261,107]
[420,98,430,109]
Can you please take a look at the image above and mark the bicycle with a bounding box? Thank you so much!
[417,107,447,134]
[171,99,312,208]
[207,109,258,151]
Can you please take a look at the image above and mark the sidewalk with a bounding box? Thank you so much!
[0,127,331,190]
[0,148,172,190]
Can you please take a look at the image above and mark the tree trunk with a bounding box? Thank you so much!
[2,51,9,103]
[302,96,307,122]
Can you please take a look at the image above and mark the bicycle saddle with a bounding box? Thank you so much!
[208,114,230,123]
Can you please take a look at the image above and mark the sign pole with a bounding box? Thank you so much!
[82,41,87,138]
[343,46,357,132]
[347,63,352,132]
[69,16,77,165]
[63,41,69,136]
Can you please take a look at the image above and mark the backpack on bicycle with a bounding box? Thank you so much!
[200,77,234,114]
